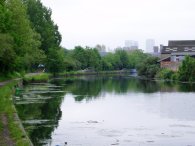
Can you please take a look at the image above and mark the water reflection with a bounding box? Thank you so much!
[15,75,195,146]
[15,84,65,146]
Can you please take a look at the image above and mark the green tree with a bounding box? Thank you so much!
[102,53,115,70]
[0,0,60,75]
[85,48,101,70]
[47,48,64,76]
[178,56,195,82]
[5,0,43,71]
[137,56,160,78]
[72,46,88,69]
[128,49,148,68]
[0,1,11,33]
[156,68,175,80]
[0,33,16,73]
[24,0,61,54]
[115,50,129,69]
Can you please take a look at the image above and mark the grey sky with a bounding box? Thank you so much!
[41,0,195,51]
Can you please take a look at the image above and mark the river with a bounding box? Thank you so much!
[15,75,195,146]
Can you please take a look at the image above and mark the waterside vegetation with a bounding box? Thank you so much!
[23,73,50,84]
[0,82,32,146]
[1,0,194,83]
[156,56,195,83]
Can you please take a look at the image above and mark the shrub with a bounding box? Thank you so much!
[156,69,175,80]
[178,56,195,82]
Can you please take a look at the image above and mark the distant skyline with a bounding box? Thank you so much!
[41,0,195,51]
[146,39,155,53]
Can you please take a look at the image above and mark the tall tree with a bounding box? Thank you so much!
[0,33,16,73]
[6,0,44,71]
[178,56,195,82]
[0,0,11,33]
[47,48,64,76]
[24,0,62,54]
[85,48,101,70]
[115,50,129,69]
[72,46,88,69]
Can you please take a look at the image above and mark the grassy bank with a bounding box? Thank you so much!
[23,73,50,84]
[60,70,131,76]
[0,82,32,146]
[0,72,24,82]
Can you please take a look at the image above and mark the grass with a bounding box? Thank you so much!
[0,82,32,146]
[0,72,24,82]
[23,73,50,84]
[60,70,131,76]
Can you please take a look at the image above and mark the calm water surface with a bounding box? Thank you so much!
[15,76,195,146]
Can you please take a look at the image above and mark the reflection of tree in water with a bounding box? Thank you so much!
[61,76,195,102]
[29,96,63,146]
[66,77,102,101]
[157,81,195,93]
[16,86,64,146]
[16,76,195,145]
[137,79,160,93]
[178,83,195,92]
[60,76,161,102]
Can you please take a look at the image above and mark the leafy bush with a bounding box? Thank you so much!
[137,56,160,78]
[23,73,49,84]
[178,56,195,82]
[156,69,175,80]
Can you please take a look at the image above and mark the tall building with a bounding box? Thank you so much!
[124,40,139,51]
[146,39,155,52]
[95,44,107,56]
[95,44,106,52]
[153,46,159,53]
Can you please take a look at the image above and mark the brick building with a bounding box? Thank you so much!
[160,40,195,71]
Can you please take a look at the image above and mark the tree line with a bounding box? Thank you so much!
[0,0,160,77]
[63,46,159,73]
[0,0,62,76]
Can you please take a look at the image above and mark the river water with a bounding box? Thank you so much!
[15,75,195,146]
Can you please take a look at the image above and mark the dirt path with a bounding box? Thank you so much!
[0,114,15,146]
[0,80,13,87]
[0,78,21,88]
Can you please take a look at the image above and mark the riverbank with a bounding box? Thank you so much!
[0,72,24,82]
[15,74,195,145]
[0,82,33,146]
[1,72,194,146]
[61,70,131,76]
[23,73,50,84]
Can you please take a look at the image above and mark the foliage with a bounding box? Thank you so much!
[24,0,62,54]
[156,68,175,80]
[115,49,129,69]
[0,33,16,73]
[0,0,59,76]
[85,47,102,71]
[64,46,102,71]
[62,47,156,74]
[0,0,162,79]
[137,56,160,78]
[23,73,50,84]
[128,49,148,68]
[178,56,195,82]
[0,82,32,145]
[47,48,65,76]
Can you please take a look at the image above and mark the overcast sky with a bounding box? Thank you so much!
[41,0,195,51]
